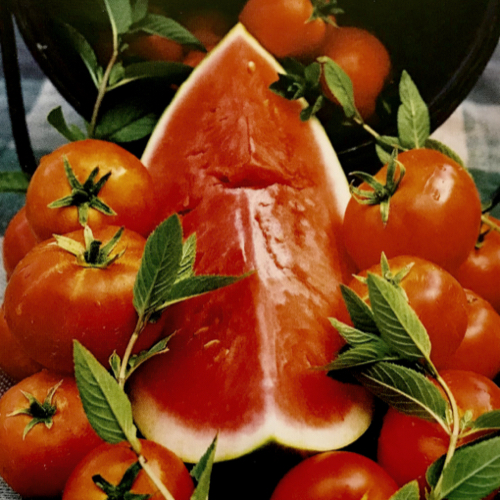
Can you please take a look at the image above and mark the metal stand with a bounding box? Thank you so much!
[0,0,36,176]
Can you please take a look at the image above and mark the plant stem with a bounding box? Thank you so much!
[118,316,147,388]
[138,454,176,500]
[481,214,500,233]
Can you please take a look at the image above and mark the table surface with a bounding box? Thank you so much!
[1,22,500,500]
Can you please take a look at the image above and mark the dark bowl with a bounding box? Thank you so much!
[10,0,500,173]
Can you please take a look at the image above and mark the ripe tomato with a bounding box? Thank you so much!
[344,255,468,369]
[377,369,500,496]
[0,305,42,382]
[239,0,326,59]
[25,139,159,241]
[441,289,500,379]
[62,439,194,500]
[125,34,184,62]
[454,215,500,314]
[342,148,482,273]
[3,225,165,374]
[270,451,398,500]
[319,26,391,120]
[2,206,38,280]
[0,370,103,497]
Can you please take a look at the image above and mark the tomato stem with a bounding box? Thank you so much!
[138,454,176,500]
[117,316,147,389]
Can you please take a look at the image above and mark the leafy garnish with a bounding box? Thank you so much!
[389,481,420,500]
[47,107,87,142]
[190,436,218,500]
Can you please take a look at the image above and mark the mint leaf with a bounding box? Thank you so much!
[47,106,87,142]
[470,410,500,431]
[438,435,500,500]
[270,73,307,101]
[328,318,378,345]
[73,341,140,449]
[126,335,171,378]
[367,273,432,362]
[389,481,420,500]
[177,233,197,282]
[375,136,402,165]
[133,214,184,319]
[424,138,465,168]
[339,284,378,334]
[357,362,449,425]
[300,95,326,121]
[131,0,148,23]
[317,56,360,120]
[103,0,133,35]
[190,436,217,500]
[397,71,430,149]
[130,14,204,50]
[113,61,192,89]
[0,171,30,193]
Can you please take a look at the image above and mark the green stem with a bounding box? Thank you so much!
[117,315,147,389]
[138,454,176,500]
[481,214,500,233]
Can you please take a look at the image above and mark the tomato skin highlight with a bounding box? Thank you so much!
[342,148,482,274]
[344,255,468,369]
[440,289,500,379]
[377,369,500,495]
[239,0,326,59]
[0,370,103,497]
[3,226,164,374]
[319,26,391,120]
[270,450,398,500]
[2,206,38,280]
[25,139,159,241]
[454,216,500,315]
[62,439,194,500]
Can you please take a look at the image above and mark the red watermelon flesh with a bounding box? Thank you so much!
[130,23,373,462]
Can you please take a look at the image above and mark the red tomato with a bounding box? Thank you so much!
[125,34,184,62]
[343,255,468,369]
[270,451,398,500]
[342,148,482,273]
[3,225,164,374]
[319,26,391,120]
[441,289,500,379]
[0,305,42,382]
[239,0,327,59]
[377,369,500,496]
[25,139,159,241]
[454,215,500,314]
[2,206,38,280]
[62,439,194,500]
[0,370,103,497]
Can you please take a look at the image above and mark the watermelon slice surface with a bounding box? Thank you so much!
[130,23,373,462]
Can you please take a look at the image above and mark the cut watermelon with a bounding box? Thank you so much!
[130,23,373,463]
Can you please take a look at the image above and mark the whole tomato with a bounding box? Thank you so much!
[377,369,500,496]
[0,305,42,382]
[319,26,391,120]
[25,139,159,241]
[343,255,468,369]
[62,439,194,500]
[0,370,103,497]
[441,289,500,379]
[3,225,164,374]
[270,451,398,500]
[342,148,482,273]
[2,205,38,280]
[239,0,327,59]
[454,215,500,314]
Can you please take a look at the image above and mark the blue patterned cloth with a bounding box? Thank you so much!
[0,21,500,500]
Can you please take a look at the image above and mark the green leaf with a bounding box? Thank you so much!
[160,274,246,311]
[130,13,204,50]
[190,436,217,500]
[328,318,378,345]
[424,138,466,168]
[339,284,378,334]
[112,61,192,89]
[438,435,500,500]
[389,481,420,500]
[367,273,431,362]
[131,0,148,23]
[317,56,360,120]
[126,335,172,379]
[269,73,307,101]
[108,61,126,87]
[55,22,102,88]
[102,0,133,35]
[0,171,30,193]
[470,409,500,431]
[177,233,197,282]
[357,362,449,425]
[73,341,140,449]
[47,106,87,142]
[397,70,430,149]
[375,136,402,165]
[325,339,399,371]
[133,214,184,319]
[300,95,325,121]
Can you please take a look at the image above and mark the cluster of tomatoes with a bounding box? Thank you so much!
[0,139,197,498]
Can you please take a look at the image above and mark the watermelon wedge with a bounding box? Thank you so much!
[130,23,373,463]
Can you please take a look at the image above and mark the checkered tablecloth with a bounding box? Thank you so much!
[1,20,500,500]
